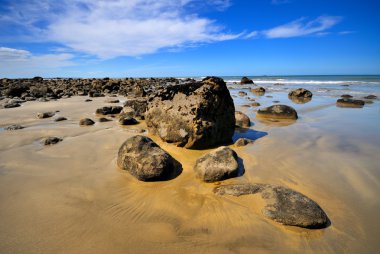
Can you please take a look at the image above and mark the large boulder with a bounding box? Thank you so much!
[235,111,251,128]
[123,98,148,120]
[145,77,235,149]
[117,135,181,181]
[241,77,254,84]
[194,146,240,182]
[214,183,330,229]
[257,105,298,120]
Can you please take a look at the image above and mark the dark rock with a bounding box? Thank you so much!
[288,88,313,98]
[257,105,298,120]
[364,95,377,99]
[251,87,265,95]
[44,137,63,145]
[79,118,95,126]
[119,115,138,125]
[4,124,25,130]
[117,135,182,181]
[214,183,330,229]
[37,112,55,119]
[98,117,112,122]
[238,91,247,96]
[289,96,311,104]
[274,83,284,86]
[2,102,21,109]
[194,146,239,182]
[251,102,261,107]
[123,98,148,120]
[241,77,254,84]
[341,94,353,98]
[95,106,123,115]
[5,83,28,97]
[85,99,92,102]
[235,138,254,147]
[336,98,365,108]
[145,77,235,149]
[235,111,251,128]
[54,117,67,122]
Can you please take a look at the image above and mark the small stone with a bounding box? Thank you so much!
[364,95,377,99]
[44,137,63,145]
[37,112,55,119]
[235,111,251,128]
[54,117,67,122]
[105,98,120,103]
[341,94,353,98]
[85,99,92,102]
[99,117,112,122]
[4,124,25,131]
[79,118,95,126]
[234,138,254,147]
[238,91,247,96]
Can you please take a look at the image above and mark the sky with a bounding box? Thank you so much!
[0,0,379,78]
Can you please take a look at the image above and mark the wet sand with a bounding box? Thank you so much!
[0,89,380,253]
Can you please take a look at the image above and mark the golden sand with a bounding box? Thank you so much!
[0,94,379,253]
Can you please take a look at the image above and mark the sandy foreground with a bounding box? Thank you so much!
[0,89,379,253]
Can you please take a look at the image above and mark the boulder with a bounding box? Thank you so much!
[251,87,265,95]
[288,88,312,98]
[4,124,25,131]
[364,95,377,99]
[145,77,235,149]
[79,118,95,126]
[119,115,138,125]
[341,94,353,98]
[98,117,112,122]
[54,117,67,122]
[234,138,254,147]
[123,98,148,120]
[194,146,240,182]
[44,137,63,145]
[241,77,254,84]
[214,183,330,229]
[117,135,181,181]
[336,98,365,108]
[257,105,298,120]
[37,112,55,119]
[235,111,251,128]
[95,106,123,115]
[251,102,261,107]
[238,91,247,96]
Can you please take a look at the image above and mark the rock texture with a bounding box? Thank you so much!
[288,88,313,98]
[194,146,240,182]
[4,124,25,131]
[336,98,365,108]
[241,77,254,84]
[44,137,63,145]
[235,111,251,128]
[118,115,138,125]
[79,118,95,126]
[145,77,235,149]
[95,106,123,115]
[234,138,254,147]
[117,135,181,181]
[214,183,330,229]
[257,105,298,120]
[37,112,55,119]
[123,98,148,120]
[251,87,265,95]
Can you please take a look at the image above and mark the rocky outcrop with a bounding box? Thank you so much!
[194,147,240,182]
[145,77,235,149]
[123,98,148,120]
[235,111,251,128]
[241,77,254,84]
[117,135,182,181]
[336,98,365,108]
[257,105,298,120]
[214,183,330,229]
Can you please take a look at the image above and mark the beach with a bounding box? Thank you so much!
[0,76,380,253]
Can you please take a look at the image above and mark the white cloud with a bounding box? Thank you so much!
[0,47,75,77]
[263,16,342,38]
[1,0,239,59]
[244,31,259,39]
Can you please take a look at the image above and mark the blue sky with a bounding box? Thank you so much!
[0,0,379,78]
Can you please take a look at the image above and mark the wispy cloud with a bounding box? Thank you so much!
[0,0,239,59]
[0,47,75,77]
[263,16,342,38]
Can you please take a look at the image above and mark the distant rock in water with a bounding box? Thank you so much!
[234,138,254,147]
[341,94,353,99]
[251,87,265,95]
[336,98,365,108]
[117,135,182,181]
[288,88,312,98]
[145,77,235,149]
[238,91,247,96]
[257,105,298,120]
[37,112,55,119]
[44,137,63,145]
[241,77,254,84]
[214,183,330,229]
[79,118,95,126]
[4,124,25,131]
[95,106,123,115]
[251,102,261,107]
[235,111,251,128]
[364,95,377,99]
[194,147,240,182]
